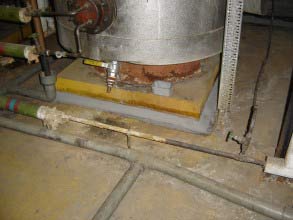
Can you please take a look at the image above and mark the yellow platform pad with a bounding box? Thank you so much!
[57,56,219,119]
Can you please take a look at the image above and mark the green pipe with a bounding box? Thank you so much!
[0,6,31,23]
[0,96,39,118]
[0,42,38,62]
[0,42,26,58]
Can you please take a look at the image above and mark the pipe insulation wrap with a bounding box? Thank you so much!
[0,6,31,23]
[0,42,39,63]
[0,117,292,220]
[0,97,68,130]
[0,96,265,166]
[0,96,39,118]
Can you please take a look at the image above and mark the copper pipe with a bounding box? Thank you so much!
[29,0,46,51]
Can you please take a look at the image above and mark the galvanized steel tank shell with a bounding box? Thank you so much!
[55,0,226,65]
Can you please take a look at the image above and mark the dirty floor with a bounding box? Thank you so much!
[0,24,293,220]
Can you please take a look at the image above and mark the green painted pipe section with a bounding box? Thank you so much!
[0,42,31,59]
[0,96,40,118]
[0,6,31,23]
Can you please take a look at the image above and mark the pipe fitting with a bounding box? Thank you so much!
[83,59,120,92]
[265,134,293,179]
[39,71,56,85]
[39,71,57,101]
[107,61,120,93]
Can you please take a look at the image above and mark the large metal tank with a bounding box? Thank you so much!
[55,0,226,65]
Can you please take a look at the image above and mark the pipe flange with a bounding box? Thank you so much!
[73,0,117,34]
[39,72,57,86]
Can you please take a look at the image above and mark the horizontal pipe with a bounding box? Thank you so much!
[0,6,31,23]
[0,117,292,220]
[93,163,143,220]
[10,87,56,102]
[0,95,40,118]
[0,95,264,166]
[30,11,76,17]
[11,65,42,86]
[2,56,56,102]
[0,64,42,95]
[68,115,265,166]
[29,4,88,17]
[0,42,38,63]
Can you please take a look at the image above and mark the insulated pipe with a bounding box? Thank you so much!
[0,117,292,220]
[0,96,39,118]
[0,42,39,63]
[0,6,31,23]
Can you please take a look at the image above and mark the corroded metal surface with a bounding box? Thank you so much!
[95,61,201,85]
[73,0,116,33]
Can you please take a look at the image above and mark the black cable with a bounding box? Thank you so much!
[238,0,275,154]
[252,0,275,108]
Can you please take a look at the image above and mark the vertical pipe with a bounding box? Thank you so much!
[265,134,293,179]
[29,0,46,51]
[0,96,40,118]
[37,0,48,34]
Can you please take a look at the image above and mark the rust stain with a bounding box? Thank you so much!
[96,60,201,85]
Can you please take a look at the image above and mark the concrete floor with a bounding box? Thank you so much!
[0,24,293,220]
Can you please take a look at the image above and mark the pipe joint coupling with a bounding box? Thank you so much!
[39,72,57,102]
[39,71,57,86]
